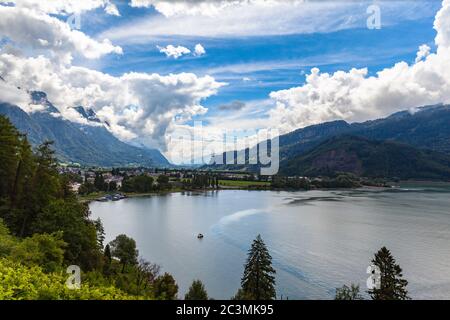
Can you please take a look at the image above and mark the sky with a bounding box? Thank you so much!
[0,0,449,164]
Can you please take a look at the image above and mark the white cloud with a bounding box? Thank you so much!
[130,0,235,17]
[157,44,191,59]
[415,44,431,63]
[268,0,450,134]
[0,78,31,108]
[105,2,120,16]
[194,43,206,56]
[0,53,225,150]
[0,0,119,15]
[0,6,122,63]
[104,1,437,41]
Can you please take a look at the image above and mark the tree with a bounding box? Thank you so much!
[185,280,208,300]
[109,234,139,273]
[335,284,363,300]
[108,181,117,192]
[132,175,153,192]
[10,232,66,273]
[31,199,102,270]
[93,218,105,248]
[78,182,96,195]
[156,174,171,190]
[239,234,276,300]
[368,247,410,300]
[104,244,112,263]
[94,172,107,191]
[153,273,178,300]
[0,257,135,300]
[20,141,60,237]
[134,258,160,294]
[0,116,20,202]
[103,244,112,275]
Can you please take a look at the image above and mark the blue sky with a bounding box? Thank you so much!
[76,1,441,120]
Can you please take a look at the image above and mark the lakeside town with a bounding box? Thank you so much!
[58,164,392,202]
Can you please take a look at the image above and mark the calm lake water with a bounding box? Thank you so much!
[90,184,450,300]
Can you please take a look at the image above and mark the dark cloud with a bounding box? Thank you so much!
[218,100,246,111]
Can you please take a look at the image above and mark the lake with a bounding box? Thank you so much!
[90,184,450,300]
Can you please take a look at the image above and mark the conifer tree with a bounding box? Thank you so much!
[153,273,178,300]
[240,234,276,300]
[104,244,112,263]
[185,280,208,300]
[368,247,410,300]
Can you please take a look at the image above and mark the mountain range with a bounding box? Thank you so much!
[2,81,450,178]
[208,104,450,179]
[281,135,450,180]
[0,90,169,167]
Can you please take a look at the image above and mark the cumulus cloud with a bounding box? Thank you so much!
[267,0,450,134]
[194,43,206,56]
[0,6,122,63]
[415,44,431,63]
[0,0,119,15]
[0,77,31,108]
[157,44,191,59]
[0,53,225,150]
[0,1,224,155]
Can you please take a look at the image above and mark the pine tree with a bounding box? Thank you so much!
[240,234,276,300]
[103,244,112,275]
[369,247,410,300]
[0,116,21,202]
[185,280,208,300]
[153,273,178,300]
[20,141,60,237]
[104,244,112,263]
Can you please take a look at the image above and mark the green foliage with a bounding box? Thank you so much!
[231,288,254,300]
[78,182,96,195]
[109,234,139,272]
[185,280,208,300]
[0,115,21,202]
[271,176,311,190]
[0,258,136,300]
[335,284,363,300]
[282,135,450,180]
[132,258,160,296]
[239,235,276,300]
[369,247,410,300]
[153,273,178,300]
[0,219,65,273]
[0,118,178,300]
[121,175,155,193]
[31,199,103,270]
[156,174,169,185]
[10,232,66,273]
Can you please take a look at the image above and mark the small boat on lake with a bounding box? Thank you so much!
[197,233,204,239]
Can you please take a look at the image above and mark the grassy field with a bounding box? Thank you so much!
[218,180,271,187]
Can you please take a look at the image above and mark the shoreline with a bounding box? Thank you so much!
[79,180,450,204]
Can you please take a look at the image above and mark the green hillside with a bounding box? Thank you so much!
[281,135,450,180]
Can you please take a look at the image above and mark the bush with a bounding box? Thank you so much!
[0,258,137,300]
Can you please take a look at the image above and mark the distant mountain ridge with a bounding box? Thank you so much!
[0,91,169,167]
[281,135,450,180]
[207,104,450,177]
